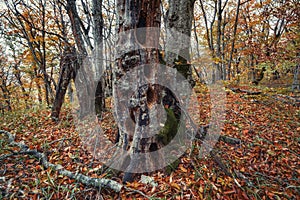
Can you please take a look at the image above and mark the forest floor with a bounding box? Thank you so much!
[0,83,299,200]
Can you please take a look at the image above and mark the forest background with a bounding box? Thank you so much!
[0,0,299,199]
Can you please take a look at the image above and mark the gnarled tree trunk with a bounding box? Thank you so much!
[114,0,196,183]
[114,0,162,182]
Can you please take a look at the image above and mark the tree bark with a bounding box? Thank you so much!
[165,0,195,86]
[216,0,223,80]
[12,63,30,109]
[66,0,106,119]
[66,0,90,118]
[115,0,161,182]
[51,46,76,120]
[227,0,241,80]
[93,0,105,118]
[51,0,74,120]
[115,0,196,182]
[292,64,300,90]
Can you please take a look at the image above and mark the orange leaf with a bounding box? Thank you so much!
[171,183,181,190]
[35,165,42,170]
[179,165,187,173]
[224,190,236,195]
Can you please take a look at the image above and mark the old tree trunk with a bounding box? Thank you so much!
[51,0,105,120]
[114,0,161,183]
[165,0,195,86]
[113,0,195,182]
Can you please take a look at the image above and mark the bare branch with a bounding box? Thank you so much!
[0,130,123,192]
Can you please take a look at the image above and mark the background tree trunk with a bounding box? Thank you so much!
[165,0,195,86]
[227,0,240,80]
[93,0,105,118]
[51,46,76,120]
[63,0,106,119]
[292,64,300,90]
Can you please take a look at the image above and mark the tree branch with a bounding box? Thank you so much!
[0,130,123,192]
[229,87,262,95]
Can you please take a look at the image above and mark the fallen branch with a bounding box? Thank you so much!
[219,135,241,145]
[47,137,72,145]
[230,109,253,126]
[210,150,242,188]
[269,94,300,107]
[177,102,242,146]
[229,88,261,95]
[196,124,241,145]
[0,130,123,192]
[124,186,152,199]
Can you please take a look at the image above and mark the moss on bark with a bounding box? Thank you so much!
[156,108,179,145]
